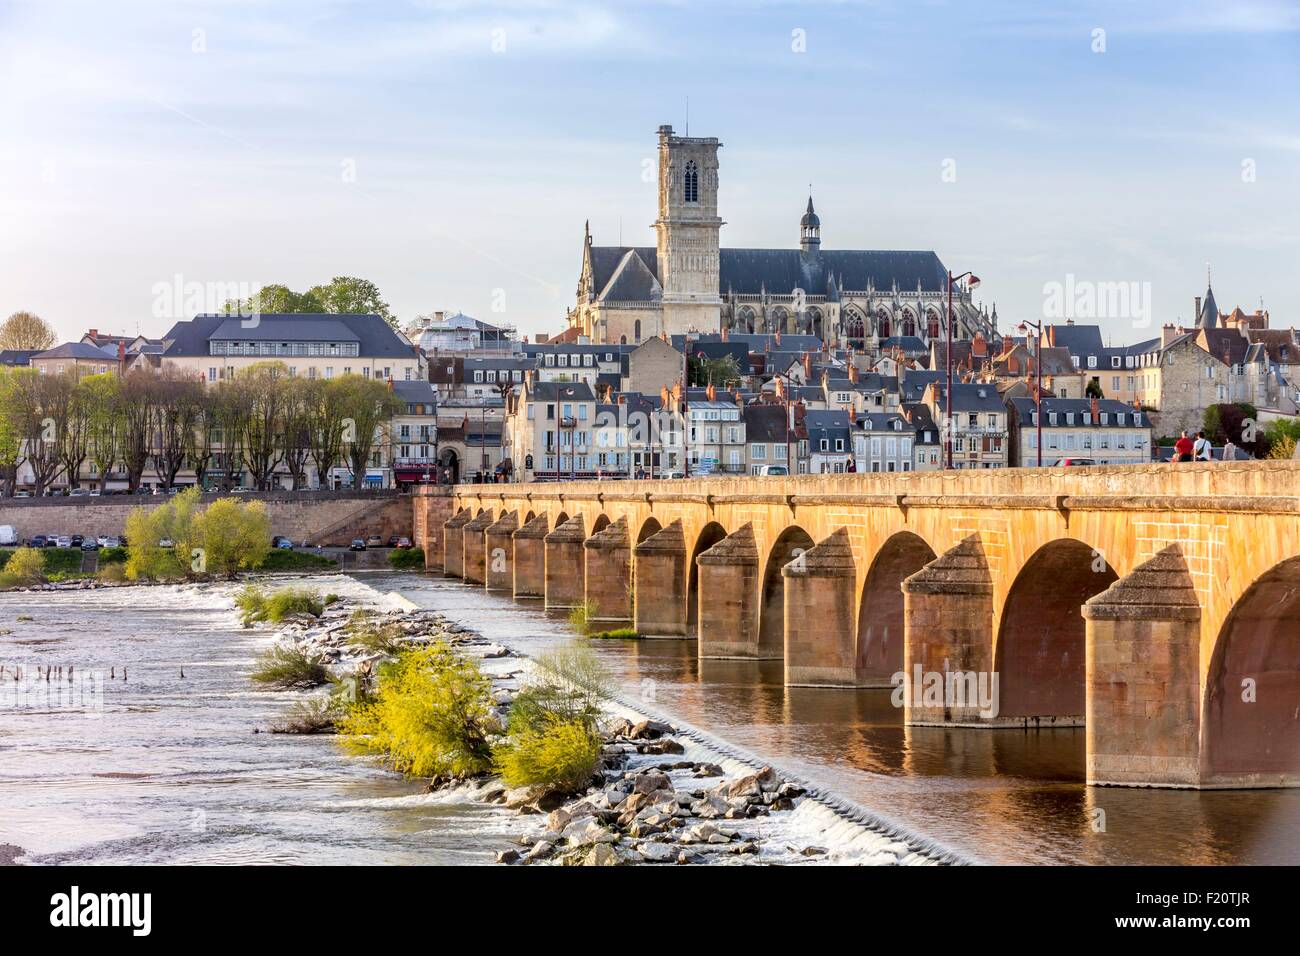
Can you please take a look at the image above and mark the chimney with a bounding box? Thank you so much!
[1161,323,1179,348]
[774,329,781,347]
[117,342,126,368]
[89,328,98,339]
[1195,296,1202,322]
[848,406,856,424]
[802,353,812,379]
[720,326,729,342]
[706,383,716,402]
[660,385,670,405]
[847,363,858,383]
[1090,396,1100,423]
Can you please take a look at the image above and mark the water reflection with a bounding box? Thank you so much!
[376,570,1300,865]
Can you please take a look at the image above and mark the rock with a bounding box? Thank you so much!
[680,823,719,844]
[770,796,796,812]
[632,771,672,795]
[801,846,828,857]
[526,841,555,862]
[547,808,574,831]
[495,849,521,864]
[726,774,763,799]
[629,718,673,740]
[637,841,677,863]
[583,844,620,867]
[707,832,733,845]
[564,820,616,847]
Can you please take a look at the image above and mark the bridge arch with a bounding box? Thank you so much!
[1203,554,1300,784]
[857,531,936,684]
[758,525,815,657]
[523,510,536,524]
[996,538,1117,720]
[636,516,662,544]
[591,513,612,534]
[553,510,570,527]
[687,521,729,629]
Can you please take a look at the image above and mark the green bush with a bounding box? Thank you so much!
[347,621,406,655]
[323,593,341,605]
[254,549,337,572]
[96,562,128,583]
[0,547,45,587]
[237,585,323,626]
[387,547,426,570]
[493,717,602,793]
[99,546,128,565]
[269,694,344,734]
[567,601,596,636]
[588,628,641,640]
[250,644,334,689]
[339,643,495,779]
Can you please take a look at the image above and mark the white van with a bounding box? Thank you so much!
[0,525,18,546]
[754,465,789,477]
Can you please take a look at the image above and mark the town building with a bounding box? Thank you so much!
[1007,397,1152,466]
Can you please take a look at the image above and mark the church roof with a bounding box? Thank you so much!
[589,245,950,302]
[598,249,661,302]
[1198,284,1219,329]
[800,196,820,229]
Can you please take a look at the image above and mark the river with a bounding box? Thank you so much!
[2,571,1296,865]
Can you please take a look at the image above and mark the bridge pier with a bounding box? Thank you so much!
[584,517,632,625]
[901,536,996,726]
[512,515,549,599]
[442,509,471,578]
[1083,546,1203,788]
[634,520,688,637]
[484,511,518,592]
[783,529,859,687]
[461,510,493,585]
[545,515,586,611]
[696,524,763,658]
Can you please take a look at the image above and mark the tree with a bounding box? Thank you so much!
[0,311,56,351]
[82,374,122,491]
[1203,402,1266,457]
[310,276,395,328]
[225,284,323,316]
[0,370,23,496]
[54,372,92,491]
[195,497,270,577]
[335,375,403,489]
[688,353,742,388]
[280,379,312,490]
[153,371,205,489]
[236,363,288,490]
[7,368,64,495]
[118,370,159,491]
[1085,377,1104,399]
[305,377,348,490]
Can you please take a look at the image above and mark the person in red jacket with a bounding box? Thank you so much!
[1173,430,1194,462]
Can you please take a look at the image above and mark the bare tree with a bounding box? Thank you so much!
[119,369,159,491]
[305,377,347,490]
[82,373,121,491]
[336,375,403,490]
[280,378,312,490]
[237,362,287,490]
[154,370,204,489]
[0,311,57,351]
[8,369,66,495]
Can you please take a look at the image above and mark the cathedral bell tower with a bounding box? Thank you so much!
[654,124,723,334]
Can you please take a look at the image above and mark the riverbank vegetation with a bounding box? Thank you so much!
[387,547,426,570]
[125,487,270,581]
[237,584,325,627]
[566,601,641,640]
[250,644,334,689]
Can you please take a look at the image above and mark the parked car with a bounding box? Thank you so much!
[14,491,31,498]
[754,465,789,476]
[158,538,174,548]
[395,536,412,549]
[26,535,47,548]
[69,534,83,548]
[103,537,122,549]
[271,536,293,550]
[387,535,402,548]
[366,534,383,548]
[69,488,89,497]
[80,537,99,551]
[56,535,72,548]
[43,534,59,547]
[350,538,367,551]
[0,525,18,546]
[96,535,110,547]
[1053,457,1097,467]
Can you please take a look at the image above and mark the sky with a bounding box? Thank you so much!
[2,0,1298,345]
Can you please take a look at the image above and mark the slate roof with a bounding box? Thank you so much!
[599,250,662,302]
[162,314,414,358]
[592,246,949,302]
[527,380,596,402]
[33,342,116,361]
[743,404,788,443]
[804,409,852,446]
[1198,285,1219,329]
[1198,328,1249,366]
[1007,397,1147,428]
[391,380,437,406]
[0,349,39,366]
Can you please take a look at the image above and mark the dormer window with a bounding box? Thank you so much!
[684,160,699,203]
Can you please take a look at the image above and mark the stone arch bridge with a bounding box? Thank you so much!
[413,462,1300,790]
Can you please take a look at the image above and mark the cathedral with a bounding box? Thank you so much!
[569,124,1000,351]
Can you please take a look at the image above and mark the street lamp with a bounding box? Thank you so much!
[1016,318,1044,467]
[945,270,980,469]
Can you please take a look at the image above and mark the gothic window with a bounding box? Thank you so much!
[807,307,823,341]
[769,307,789,332]
[684,161,699,203]
[876,309,891,339]
[926,310,941,340]
[738,306,756,333]
[901,311,916,337]
[634,319,642,342]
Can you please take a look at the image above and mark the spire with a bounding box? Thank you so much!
[1199,267,1219,330]
[799,194,820,252]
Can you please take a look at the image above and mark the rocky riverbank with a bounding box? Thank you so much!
[254,590,940,866]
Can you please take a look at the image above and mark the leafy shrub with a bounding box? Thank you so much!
[269,694,344,734]
[237,585,323,626]
[347,621,406,655]
[588,628,641,640]
[124,488,271,580]
[1268,435,1296,460]
[195,497,271,577]
[96,562,128,583]
[339,643,495,779]
[493,717,602,793]
[0,547,45,587]
[387,547,426,570]
[99,546,128,565]
[567,600,597,636]
[40,548,84,576]
[254,549,337,572]
[250,644,334,689]
[323,593,341,605]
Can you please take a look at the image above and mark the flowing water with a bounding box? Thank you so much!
[2,571,1296,865]
[0,577,531,865]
